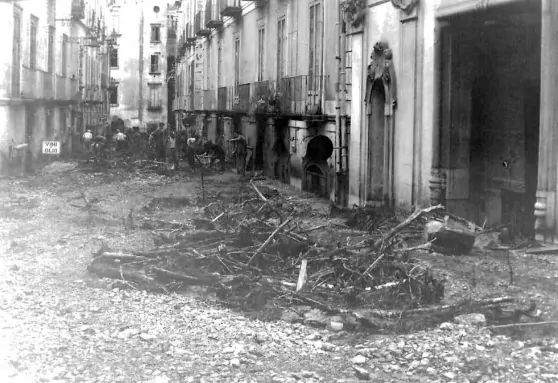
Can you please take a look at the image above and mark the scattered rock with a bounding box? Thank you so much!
[230,358,241,368]
[352,355,366,364]
[353,366,371,381]
[439,322,454,330]
[329,321,344,332]
[139,333,157,341]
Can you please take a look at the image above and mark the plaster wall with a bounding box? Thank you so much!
[110,0,168,130]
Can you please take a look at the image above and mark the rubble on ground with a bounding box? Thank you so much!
[87,177,540,333]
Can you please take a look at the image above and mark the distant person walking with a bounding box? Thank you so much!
[115,129,126,151]
[228,132,247,176]
[166,130,179,170]
[82,129,93,160]
[149,124,165,162]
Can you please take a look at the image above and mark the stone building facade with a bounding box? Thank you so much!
[0,0,111,173]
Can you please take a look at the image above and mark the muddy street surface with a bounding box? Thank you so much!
[1,161,558,383]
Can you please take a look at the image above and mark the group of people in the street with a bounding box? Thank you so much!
[81,121,250,175]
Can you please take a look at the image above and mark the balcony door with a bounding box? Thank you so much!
[12,8,22,97]
[276,17,286,82]
[308,2,323,104]
[234,37,240,93]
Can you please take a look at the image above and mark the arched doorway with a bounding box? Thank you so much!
[367,81,386,202]
[364,42,396,207]
[110,117,124,135]
[303,135,334,198]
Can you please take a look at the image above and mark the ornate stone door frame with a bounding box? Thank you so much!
[362,42,397,207]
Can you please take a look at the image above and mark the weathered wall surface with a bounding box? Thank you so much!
[110,0,167,131]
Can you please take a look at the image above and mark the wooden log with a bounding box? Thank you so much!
[374,205,444,250]
[150,266,219,286]
[426,222,476,255]
[296,259,308,292]
[87,262,154,285]
[246,218,293,267]
[97,252,151,262]
[249,182,284,222]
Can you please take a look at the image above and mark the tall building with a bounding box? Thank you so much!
[108,0,170,133]
[173,0,348,204]
[0,0,112,173]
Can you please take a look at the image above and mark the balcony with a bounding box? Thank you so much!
[220,0,242,17]
[186,23,196,43]
[147,101,163,111]
[203,89,217,110]
[194,90,204,111]
[71,0,85,20]
[20,67,55,100]
[277,75,328,116]
[217,87,228,111]
[195,11,211,37]
[185,94,194,111]
[234,83,250,113]
[205,0,223,29]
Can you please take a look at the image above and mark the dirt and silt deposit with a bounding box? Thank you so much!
[28,159,551,338]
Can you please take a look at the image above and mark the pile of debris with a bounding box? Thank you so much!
[87,182,539,332]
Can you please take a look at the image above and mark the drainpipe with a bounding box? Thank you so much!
[139,1,144,126]
[335,0,342,176]
[321,1,327,112]
[340,16,348,175]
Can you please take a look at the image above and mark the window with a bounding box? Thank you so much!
[217,39,222,87]
[110,48,118,68]
[234,37,240,91]
[277,18,286,80]
[151,24,161,42]
[109,84,118,104]
[62,34,68,77]
[206,45,211,89]
[29,16,38,69]
[257,27,265,82]
[112,13,120,34]
[309,2,323,90]
[47,27,54,72]
[148,84,162,109]
[12,10,21,96]
[150,54,159,73]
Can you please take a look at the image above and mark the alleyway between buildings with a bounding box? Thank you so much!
[1,161,558,383]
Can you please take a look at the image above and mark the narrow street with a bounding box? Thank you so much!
[1,162,557,383]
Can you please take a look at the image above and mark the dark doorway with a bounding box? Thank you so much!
[442,1,541,231]
[367,81,386,203]
[255,116,266,171]
[304,135,333,199]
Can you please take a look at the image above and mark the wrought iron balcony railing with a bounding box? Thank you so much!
[147,101,163,111]
[195,11,211,37]
[205,0,223,29]
[203,89,217,110]
[276,75,328,116]
[220,0,242,17]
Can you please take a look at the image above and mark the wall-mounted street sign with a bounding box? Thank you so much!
[42,141,61,155]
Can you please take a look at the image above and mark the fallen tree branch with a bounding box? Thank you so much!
[87,262,154,286]
[246,218,293,267]
[486,321,558,330]
[249,182,284,222]
[150,267,219,286]
[374,205,444,250]
[96,252,152,262]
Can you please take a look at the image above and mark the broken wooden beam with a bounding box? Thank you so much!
[246,218,293,267]
[374,205,444,250]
